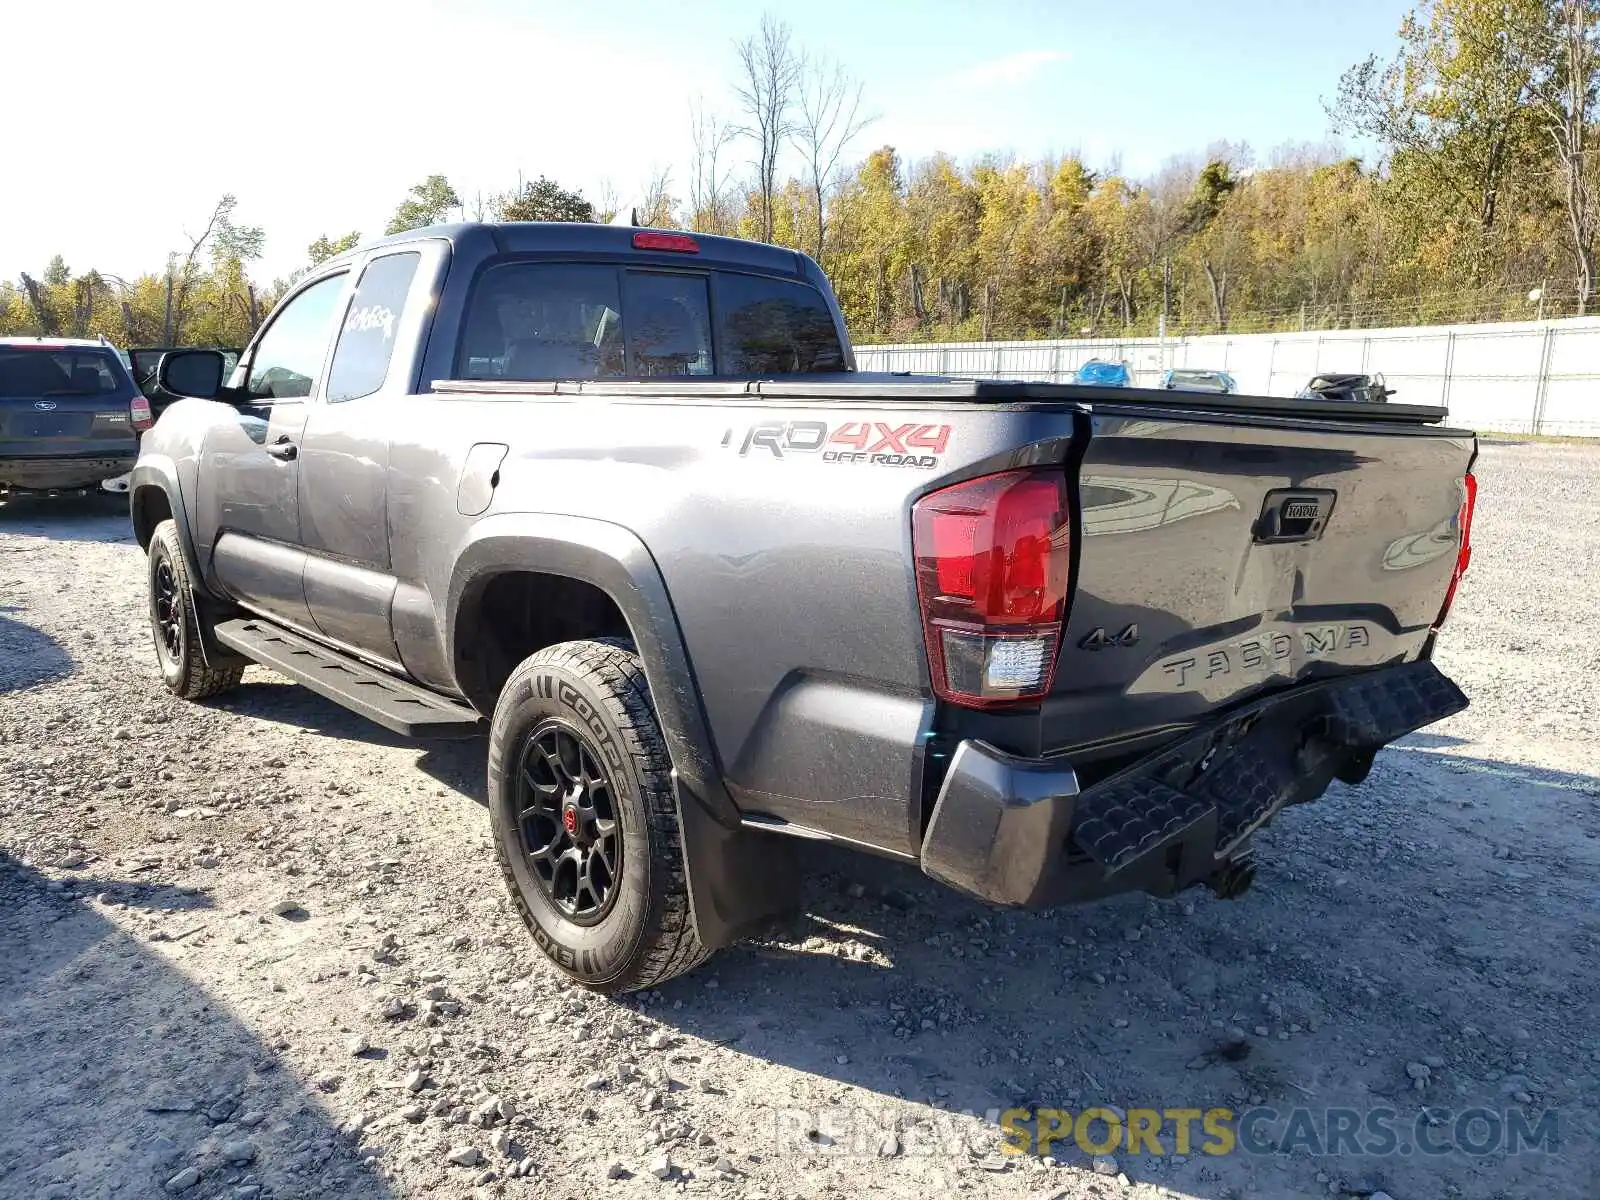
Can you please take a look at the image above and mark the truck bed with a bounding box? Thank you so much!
[426,369,1473,863]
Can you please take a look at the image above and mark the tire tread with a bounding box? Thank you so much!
[150,520,245,701]
[493,637,707,991]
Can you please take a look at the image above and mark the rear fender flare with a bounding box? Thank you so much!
[447,513,738,829]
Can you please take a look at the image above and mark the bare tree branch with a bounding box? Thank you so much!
[164,195,234,344]
[793,54,874,266]
[639,164,677,227]
[689,96,740,234]
[733,13,801,243]
[595,179,620,225]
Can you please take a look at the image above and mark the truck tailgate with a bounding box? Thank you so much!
[1046,404,1476,753]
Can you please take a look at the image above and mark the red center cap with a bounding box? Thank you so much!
[562,807,578,835]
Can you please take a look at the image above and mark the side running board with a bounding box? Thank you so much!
[213,618,484,738]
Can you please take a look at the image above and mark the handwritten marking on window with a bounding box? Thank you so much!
[344,304,396,340]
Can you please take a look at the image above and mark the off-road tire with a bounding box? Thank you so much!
[488,638,708,993]
[147,519,244,700]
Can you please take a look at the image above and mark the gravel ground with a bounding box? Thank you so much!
[1,440,1597,1200]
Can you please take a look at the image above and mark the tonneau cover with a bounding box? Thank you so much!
[431,373,1452,425]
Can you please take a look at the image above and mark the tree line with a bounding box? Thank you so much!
[3,1,1597,349]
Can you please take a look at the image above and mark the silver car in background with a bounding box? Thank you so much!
[1162,368,1238,394]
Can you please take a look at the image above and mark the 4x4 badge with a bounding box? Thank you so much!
[1080,624,1140,650]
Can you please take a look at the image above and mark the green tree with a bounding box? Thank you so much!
[1331,0,1545,278]
[308,231,362,265]
[491,176,595,223]
[386,175,461,234]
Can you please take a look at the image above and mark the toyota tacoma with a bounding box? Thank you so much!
[129,221,1476,992]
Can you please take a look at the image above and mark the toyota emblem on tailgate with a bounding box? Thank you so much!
[33,400,58,411]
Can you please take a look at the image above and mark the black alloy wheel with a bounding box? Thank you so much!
[152,556,184,664]
[515,721,622,924]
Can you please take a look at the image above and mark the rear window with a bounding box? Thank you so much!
[459,264,626,381]
[454,263,844,380]
[717,274,845,373]
[0,348,127,398]
[623,272,713,376]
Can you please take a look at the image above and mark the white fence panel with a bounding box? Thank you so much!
[855,316,1600,436]
[1539,324,1600,436]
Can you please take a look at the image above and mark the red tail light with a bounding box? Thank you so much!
[912,469,1072,707]
[130,394,154,432]
[1433,470,1477,628]
[632,231,699,253]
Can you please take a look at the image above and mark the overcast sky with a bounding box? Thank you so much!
[3,0,1408,284]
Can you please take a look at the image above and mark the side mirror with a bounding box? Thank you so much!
[157,349,226,400]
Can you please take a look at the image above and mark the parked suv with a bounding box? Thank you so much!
[0,338,151,492]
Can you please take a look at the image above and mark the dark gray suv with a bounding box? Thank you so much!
[0,338,150,492]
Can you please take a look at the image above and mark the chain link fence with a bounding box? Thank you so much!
[855,317,1600,437]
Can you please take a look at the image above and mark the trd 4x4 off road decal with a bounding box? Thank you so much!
[722,419,951,468]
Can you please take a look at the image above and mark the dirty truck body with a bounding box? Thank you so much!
[130,222,1475,991]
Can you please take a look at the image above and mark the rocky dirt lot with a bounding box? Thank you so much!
[1,440,1597,1200]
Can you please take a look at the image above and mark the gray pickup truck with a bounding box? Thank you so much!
[131,222,1475,992]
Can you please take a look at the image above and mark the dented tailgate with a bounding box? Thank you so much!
[1046,405,1477,751]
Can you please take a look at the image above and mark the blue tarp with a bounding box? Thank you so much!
[1073,359,1131,387]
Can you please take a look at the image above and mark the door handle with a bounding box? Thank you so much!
[265,437,298,462]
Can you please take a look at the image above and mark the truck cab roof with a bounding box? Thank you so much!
[331,222,816,280]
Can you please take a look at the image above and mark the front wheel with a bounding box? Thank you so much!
[488,639,707,993]
[147,519,244,700]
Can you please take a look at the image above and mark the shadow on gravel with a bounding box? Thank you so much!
[0,491,133,544]
[641,745,1598,1199]
[219,680,422,747]
[1396,730,1473,749]
[0,611,74,691]
[69,875,216,912]
[218,680,491,802]
[0,850,396,1200]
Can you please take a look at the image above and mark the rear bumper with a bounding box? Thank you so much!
[920,659,1468,907]
[0,453,138,490]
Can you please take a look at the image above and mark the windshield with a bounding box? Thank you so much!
[0,348,127,398]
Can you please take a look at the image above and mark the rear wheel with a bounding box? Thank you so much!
[488,639,707,993]
[147,519,244,700]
